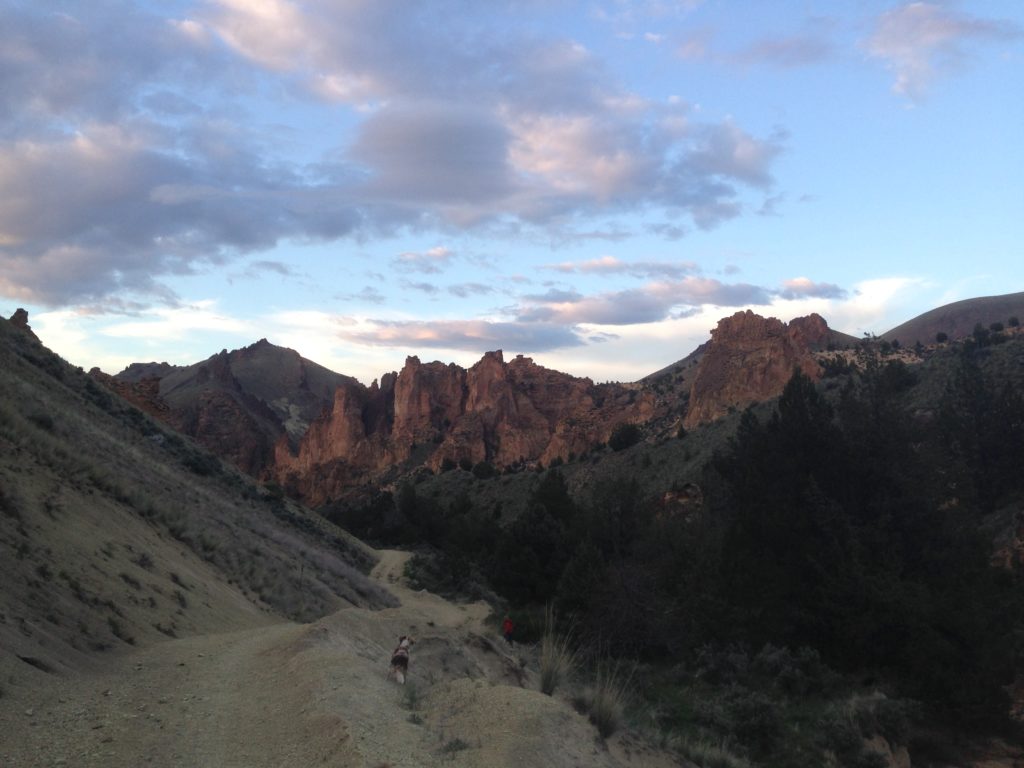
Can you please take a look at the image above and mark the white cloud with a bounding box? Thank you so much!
[546,255,698,279]
[393,246,455,274]
[779,276,847,300]
[807,276,927,336]
[865,2,1021,100]
[102,301,253,340]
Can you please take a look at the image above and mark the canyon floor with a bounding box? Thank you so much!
[0,549,682,768]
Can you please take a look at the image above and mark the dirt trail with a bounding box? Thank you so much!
[1,550,682,767]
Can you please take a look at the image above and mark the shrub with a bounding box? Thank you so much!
[471,461,495,479]
[726,690,783,758]
[608,422,641,451]
[183,450,221,476]
[440,738,469,756]
[27,412,55,432]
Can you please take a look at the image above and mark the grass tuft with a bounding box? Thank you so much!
[540,605,576,696]
[582,659,634,738]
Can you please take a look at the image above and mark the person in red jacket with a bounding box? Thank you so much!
[502,615,514,646]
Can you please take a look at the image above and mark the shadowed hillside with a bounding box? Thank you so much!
[0,313,394,684]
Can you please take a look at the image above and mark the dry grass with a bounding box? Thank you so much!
[539,606,577,696]
[578,659,634,738]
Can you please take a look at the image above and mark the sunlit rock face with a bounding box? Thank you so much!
[274,350,656,507]
[682,311,827,429]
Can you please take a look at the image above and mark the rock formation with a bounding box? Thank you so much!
[92,340,352,478]
[8,308,39,342]
[91,312,839,506]
[683,311,827,429]
[89,368,172,421]
[275,351,657,506]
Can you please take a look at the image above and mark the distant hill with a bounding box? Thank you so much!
[882,291,1024,346]
[0,314,393,680]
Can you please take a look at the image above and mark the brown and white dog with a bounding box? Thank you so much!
[389,635,415,684]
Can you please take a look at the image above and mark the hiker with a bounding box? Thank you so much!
[502,615,514,646]
[389,635,414,684]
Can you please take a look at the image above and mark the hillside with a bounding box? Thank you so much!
[882,291,1024,346]
[0,313,392,682]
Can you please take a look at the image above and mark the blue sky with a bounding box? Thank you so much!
[2,1,1021,384]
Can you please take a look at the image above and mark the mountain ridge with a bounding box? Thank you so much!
[71,290,1024,505]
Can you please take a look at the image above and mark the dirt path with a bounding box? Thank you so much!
[1,550,682,767]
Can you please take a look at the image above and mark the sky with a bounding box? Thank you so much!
[1,1,1022,385]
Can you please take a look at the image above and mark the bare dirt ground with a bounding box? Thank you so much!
[0,550,685,767]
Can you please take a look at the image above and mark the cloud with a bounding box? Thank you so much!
[515,277,774,326]
[337,286,387,305]
[646,222,689,240]
[757,193,785,217]
[100,301,252,340]
[734,34,833,68]
[684,120,783,189]
[0,1,787,308]
[0,3,219,136]
[0,122,365,305]
[778,277,847,300]
[392,246,455,274]
[339,319,585,352]
[729,17,836,70]
[825,276,927,335]
[675,28,714,61]
[448,283,494,298]
[211,0,786,230]
[546,255,699,279]
[247,260,293,276]
[350,102,518,214]
[522,288,585,303]
[403,281,441,295]
[864,2,1021,100]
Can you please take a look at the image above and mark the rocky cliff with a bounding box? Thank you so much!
[682,311,828,429]
[89,312,843,505]
[93,340,352,477]
[274,351,657,506]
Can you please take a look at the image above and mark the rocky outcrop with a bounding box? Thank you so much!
[683,311,826,428]
[8,308,39,342]
[89,368,172,421]
[275,351,657,506]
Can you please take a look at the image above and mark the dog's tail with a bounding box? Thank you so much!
[396,668,405,685]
